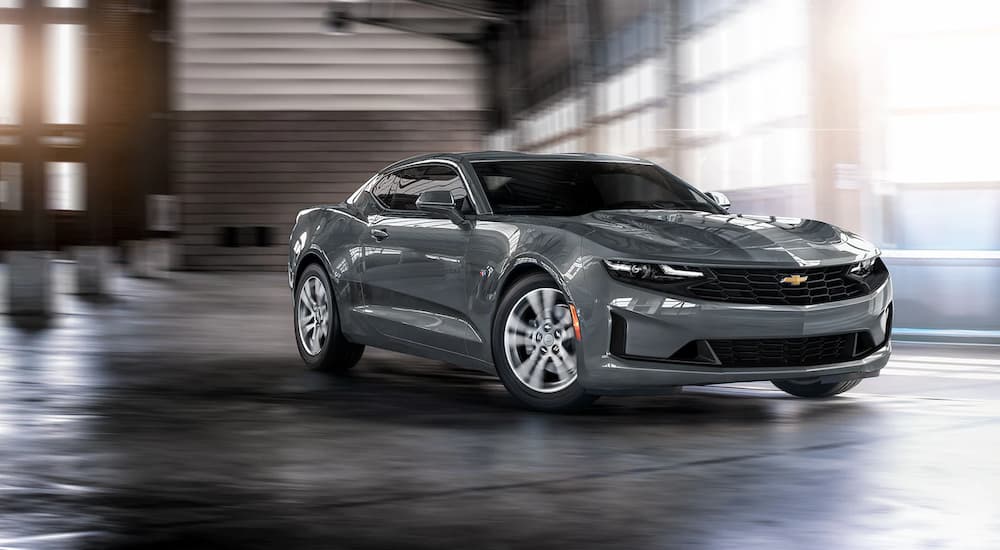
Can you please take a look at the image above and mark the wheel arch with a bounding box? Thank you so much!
[491,256,573,324]
[294,249,330,288]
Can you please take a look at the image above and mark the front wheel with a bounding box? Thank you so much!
[492,273,597,412]
[772,378,861,398]
[294,263,364,372]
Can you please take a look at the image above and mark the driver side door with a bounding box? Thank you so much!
[359,164,479,357]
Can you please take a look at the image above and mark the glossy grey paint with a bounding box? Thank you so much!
[288,152,891,393]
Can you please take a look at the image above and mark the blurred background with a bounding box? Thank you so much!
[0,0,997,337]
[2,2,1000,548]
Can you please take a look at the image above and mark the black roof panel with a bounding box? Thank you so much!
[381,151,653,172]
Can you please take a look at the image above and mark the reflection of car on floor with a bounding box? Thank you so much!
[288,152,892,411]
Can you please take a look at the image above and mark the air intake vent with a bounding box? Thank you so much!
[707,333,877,368]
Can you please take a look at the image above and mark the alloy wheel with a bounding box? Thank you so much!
[503,288,577,393]
[297,275,330,356]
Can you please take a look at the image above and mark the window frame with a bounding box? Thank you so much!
[365,159,482,216]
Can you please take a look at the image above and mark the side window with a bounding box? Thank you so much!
[369,173,397,207]
[419,165,472,214]
[374,164,473,214]
[347,174,379,205]
[386,168,425,211]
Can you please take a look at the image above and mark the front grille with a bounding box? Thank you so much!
[675,260,887,306]
[707,333,873,368]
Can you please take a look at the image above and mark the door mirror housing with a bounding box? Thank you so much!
[415,190,470,228]
[705,191,731,212]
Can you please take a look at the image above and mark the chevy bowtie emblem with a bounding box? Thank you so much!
[780,274,809,286]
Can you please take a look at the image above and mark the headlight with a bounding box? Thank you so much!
[603,260,704,283]
[849,255,879,277]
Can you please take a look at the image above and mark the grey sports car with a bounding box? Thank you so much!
[288,152,892,411]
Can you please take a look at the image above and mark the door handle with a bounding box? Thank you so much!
[370,228,389,242]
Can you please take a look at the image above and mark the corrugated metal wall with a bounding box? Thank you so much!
[175,0,484,111]
[175,111,483,270]
[173,0,485,270]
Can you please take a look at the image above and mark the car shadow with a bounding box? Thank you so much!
[73,348,874,434]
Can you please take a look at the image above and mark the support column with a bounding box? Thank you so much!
[147,238,177,277]
[125,240,150,278]
[6,0,53,315]
[80,0,112,296]
[6,251,52,316]
[73,246,113,295]
[809,0,864,231]
[125,239,175,279]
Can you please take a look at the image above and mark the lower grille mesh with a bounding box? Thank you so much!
[708,333,861,368]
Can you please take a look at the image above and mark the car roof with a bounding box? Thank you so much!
[380,151,654,173]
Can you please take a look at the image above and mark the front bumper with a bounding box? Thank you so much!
[574,274,893,395]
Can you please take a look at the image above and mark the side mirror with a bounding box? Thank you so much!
[705,191,731,212]
[415,190,470,228]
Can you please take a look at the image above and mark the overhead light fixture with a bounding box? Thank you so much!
[324,1,356,36]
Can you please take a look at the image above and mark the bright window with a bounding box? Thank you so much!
[677,0,809,190]
[46,161,85,211]
[45,24,85,124]
[878,0,1000,184]
[887,34,1000,110]
[887,112,1000,184]
[44,0,86,7]
[0,162,21,210]
[0,25,19,125]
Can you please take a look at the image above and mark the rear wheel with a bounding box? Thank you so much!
[294,262,364,372]
[772,378,861,398]
[492,273,597,412]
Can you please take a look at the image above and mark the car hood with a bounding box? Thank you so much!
[552,210,879,267]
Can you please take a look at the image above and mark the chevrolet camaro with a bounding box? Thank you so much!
[288,152,892,411]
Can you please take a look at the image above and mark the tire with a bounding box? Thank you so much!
[294,262,364,372]
[492,273,597,412]
[771,378,862,398]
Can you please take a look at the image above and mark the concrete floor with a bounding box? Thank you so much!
[1,265,999,549]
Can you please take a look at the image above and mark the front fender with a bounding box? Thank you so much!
[463,220,583,365]
[492,254,575,305]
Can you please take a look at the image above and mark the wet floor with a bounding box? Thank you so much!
[1,267,999,549]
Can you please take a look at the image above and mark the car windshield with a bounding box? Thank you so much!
[471,160,724,216]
